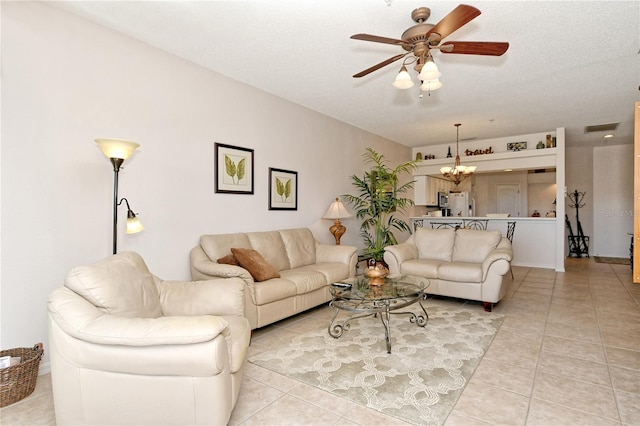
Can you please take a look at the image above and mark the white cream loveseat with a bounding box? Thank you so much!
[383,228,513,311]
[190,228,357,329]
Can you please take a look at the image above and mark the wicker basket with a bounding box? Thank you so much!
[0,343,44,407]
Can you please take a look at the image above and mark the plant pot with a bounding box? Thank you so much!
[364,260,389,286]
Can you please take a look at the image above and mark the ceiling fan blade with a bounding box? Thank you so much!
[351,33,406,46]
[440,41,509,56]
[353,53,407,78]
[426,4,481,42]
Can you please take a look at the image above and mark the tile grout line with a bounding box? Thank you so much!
[597,263,627,425]
[521,267,556,425]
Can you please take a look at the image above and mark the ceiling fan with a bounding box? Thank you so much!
[351,4,509,89]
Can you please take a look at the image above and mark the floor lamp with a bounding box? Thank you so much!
[96,138,143,254]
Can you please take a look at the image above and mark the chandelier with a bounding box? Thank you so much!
[440,123,476,187]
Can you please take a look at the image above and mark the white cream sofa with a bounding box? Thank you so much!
[191,228,357,329]
[48,251,250,426]
[383,228,513,311]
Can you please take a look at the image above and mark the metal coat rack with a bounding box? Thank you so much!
[566,189,589,257]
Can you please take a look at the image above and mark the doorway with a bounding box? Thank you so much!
[497,184,521,217]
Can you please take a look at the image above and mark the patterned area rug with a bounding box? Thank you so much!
[249,304,503,425]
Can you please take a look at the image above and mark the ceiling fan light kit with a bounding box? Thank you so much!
[418,54,441,81]
[392,65,415,89]
[351,4,509,94]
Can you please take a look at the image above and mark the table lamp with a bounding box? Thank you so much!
[322,197,353,245]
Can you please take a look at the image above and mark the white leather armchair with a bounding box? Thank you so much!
[48,251,251,425]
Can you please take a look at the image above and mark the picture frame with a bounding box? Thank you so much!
[214,143,254,194]
[268,168,298,210]
[507,141,527,152]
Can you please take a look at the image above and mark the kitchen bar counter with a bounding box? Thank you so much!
[410,216,557,269]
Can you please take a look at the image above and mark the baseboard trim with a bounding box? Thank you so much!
[39,360,50,375]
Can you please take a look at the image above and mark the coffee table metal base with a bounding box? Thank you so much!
[328,296,428,354]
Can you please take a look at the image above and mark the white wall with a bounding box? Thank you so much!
[0,3,410,360]
[565,143,633,259]
[565,146,594,256]
[593,144,633,257]
[528,171,557,218]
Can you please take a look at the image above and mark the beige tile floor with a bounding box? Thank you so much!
[2,258,639,425]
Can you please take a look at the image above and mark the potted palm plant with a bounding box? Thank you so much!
[342,147,418,263]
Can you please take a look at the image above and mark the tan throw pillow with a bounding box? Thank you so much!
[230,247,280,282]
[217,254,239,266]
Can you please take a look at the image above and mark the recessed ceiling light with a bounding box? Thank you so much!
[504,169,513,172]
[604,134,615,139]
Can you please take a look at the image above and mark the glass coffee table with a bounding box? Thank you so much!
[328,275,429,354]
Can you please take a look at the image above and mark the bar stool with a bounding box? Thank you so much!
[506,221,516,242]
[506,221,516,278]
[413,219,424,232]
[463,219,489,230]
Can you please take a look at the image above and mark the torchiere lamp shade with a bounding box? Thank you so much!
[96,138,140,160]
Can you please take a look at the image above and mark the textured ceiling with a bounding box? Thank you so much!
[51,1,640,148]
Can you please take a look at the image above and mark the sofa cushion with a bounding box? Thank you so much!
[438,261,483,283]
[246,231,290,271]
[398,258,442,278]
[414,228,455,261]
[231,248,281,282]
[252,277,297,305]
[279,228,317,269]
[452,229,502,263]
[64,251,162,318]
[297,263,350,285]
[201,233,251,263]
[279,269,327,294]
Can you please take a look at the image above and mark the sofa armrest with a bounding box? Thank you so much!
[316,243,358,277]
[384,243,418,274]
[190,246,253,283]
[156,277,245,318]
[481,239,513,280]
[316,243,357,264]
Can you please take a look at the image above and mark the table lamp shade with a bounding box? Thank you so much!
[323,198,353,220]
